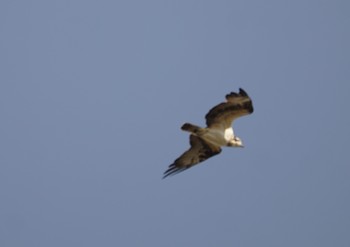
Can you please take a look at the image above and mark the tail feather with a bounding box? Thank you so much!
[181,123,201,133]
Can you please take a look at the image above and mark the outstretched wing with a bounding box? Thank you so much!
[163,135,221,178]
[205,88,254,130]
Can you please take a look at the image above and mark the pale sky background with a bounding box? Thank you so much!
[1,1,350,246]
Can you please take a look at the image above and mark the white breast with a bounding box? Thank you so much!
[224,127,234,142]
[202,128,230,146]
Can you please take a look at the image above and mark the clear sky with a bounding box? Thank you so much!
[1,0,350,246]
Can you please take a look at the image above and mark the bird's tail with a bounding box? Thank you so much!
[181,123,203,135]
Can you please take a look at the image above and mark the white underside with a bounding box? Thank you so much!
[201,127,234,147]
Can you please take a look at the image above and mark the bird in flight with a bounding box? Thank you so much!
[163,88,254,178]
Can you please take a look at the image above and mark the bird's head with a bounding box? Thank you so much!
[230,136,244,147]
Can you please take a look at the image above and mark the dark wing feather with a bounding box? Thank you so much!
[163,135,221,178]
[205,88,254,129]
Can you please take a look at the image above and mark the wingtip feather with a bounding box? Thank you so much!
[239,88,248,96]
[163,164,187,179]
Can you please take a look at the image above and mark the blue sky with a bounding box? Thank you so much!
[1,0,350,246]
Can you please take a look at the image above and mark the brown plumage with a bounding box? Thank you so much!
[163,88,253,178]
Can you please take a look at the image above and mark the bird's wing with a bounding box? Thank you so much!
[163,135,221,178]
[205,88,254,130]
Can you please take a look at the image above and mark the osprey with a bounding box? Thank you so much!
[163,88,254,178]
